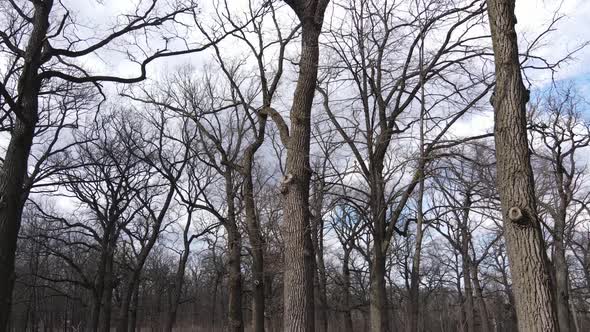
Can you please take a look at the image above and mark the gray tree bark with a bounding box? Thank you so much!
[486,0,559,330]
[280,1,330,331]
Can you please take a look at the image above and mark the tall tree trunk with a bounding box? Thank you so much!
[486,0,559,330]
[315,247,328,332]
[498,256,517,330]
[117,186,174,332]
[89,291,102,332]
[407,173,425,332]
[460,194,475,332]
[90,240,111,332]
[342,248,354,332]
[116,272,142,332]
[408,74,426,331]
[311,182,327,332]
[370,240,389,332]
[243,164,265,332]
[165,250,190,332]
[0,2,52,330]
[227,223,244,332]
[369,168,390,332]
[225,173,244,332]
[461,254,475,332]
[470,264,491,332]
[128,283,139,332]
[553,207,574,331]
[281,1,329,330]
[227,223,244,331]
[99,247,115,332]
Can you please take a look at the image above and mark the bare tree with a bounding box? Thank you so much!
[0,1,240,326]
[529,85,590,332]
[318,0,492,328]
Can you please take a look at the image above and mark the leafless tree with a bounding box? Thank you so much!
[529,85,590,332]
[0,1,241,326]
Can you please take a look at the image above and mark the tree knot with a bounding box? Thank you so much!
[280,173,294,194]
[508,207,524,223]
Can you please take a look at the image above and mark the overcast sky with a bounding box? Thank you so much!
[53,0,590,92]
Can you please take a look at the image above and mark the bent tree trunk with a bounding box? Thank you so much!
[281,1,329,331]
[0,2,52,330]
[486,0,559,331]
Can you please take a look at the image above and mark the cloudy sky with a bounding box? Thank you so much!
[516,0,590,89]
[54,0,590,91]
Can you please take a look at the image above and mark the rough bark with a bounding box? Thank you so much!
[0,2,52,329]
[486,0,559,330]
[225,173,244,332]
[281,1,330,331]
[369,250,388,332]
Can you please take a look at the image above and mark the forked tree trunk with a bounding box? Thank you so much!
[281,1,329,331]
[0,2,52,330]
[486,0,559,330]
